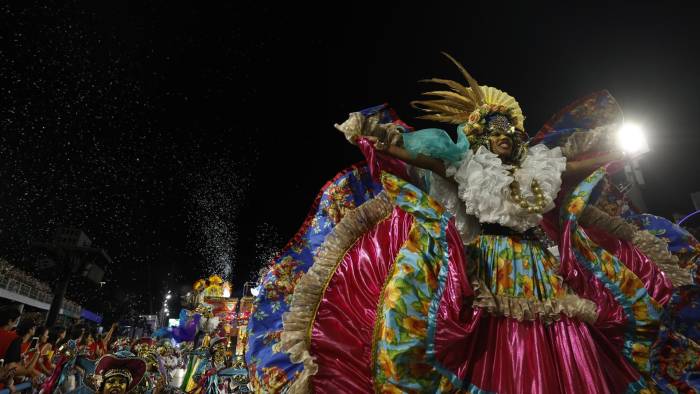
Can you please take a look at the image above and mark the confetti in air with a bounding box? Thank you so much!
[185,157,251,283]
[0,2,271,322]
[252,222,284,278]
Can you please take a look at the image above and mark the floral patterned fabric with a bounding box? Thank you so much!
[372,172,454,393]
[625,213,700,258]
[245,163,380,393]
[371,172,648,393]
[531,90,623,147]
[469,235,565,301]
[561,168,665,379]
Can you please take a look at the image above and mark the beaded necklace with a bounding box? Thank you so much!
[507,168,546,214]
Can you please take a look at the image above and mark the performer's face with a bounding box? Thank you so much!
[213,343,227,367]
[102,375,129,394]
[488,132,514,158]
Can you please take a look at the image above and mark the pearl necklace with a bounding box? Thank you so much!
[509,176,546,214]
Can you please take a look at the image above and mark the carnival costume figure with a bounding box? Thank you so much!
[246,53,699,393]
[84,352,146,394]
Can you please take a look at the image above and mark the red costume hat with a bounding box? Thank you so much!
[88,351,147,393]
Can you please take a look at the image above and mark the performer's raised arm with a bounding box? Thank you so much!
[363,135,448,177]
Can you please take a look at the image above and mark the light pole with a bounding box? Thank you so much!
[160,290,172,327]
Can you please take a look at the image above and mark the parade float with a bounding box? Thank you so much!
[147,274,253,393]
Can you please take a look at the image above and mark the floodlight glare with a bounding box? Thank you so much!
[617,123,649,155]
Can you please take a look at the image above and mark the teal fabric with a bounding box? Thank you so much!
[402,127,469,166]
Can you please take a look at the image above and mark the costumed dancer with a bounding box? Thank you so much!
[246,53,697,393]
[132,337,162,393]
[84,352,147,394]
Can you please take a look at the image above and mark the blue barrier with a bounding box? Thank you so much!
[80,309,103,324]
[0,381,32,394]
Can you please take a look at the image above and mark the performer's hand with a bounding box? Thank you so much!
[335,112,368,144]
[364,136,388,151]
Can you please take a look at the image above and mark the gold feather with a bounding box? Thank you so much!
[412,100,470,116]
[418,78,474,102]
[421,90,476,110]
[441,52,484,105]
[416,113,469,124]
[411,100,465,115]
[425,99,472,112]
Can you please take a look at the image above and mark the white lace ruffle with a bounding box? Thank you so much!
[450,145,566,232]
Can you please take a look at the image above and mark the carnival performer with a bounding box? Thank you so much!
[132,337,174,394]
[84,351,147,394]
[209,336,229,371]
[246,53,697,393]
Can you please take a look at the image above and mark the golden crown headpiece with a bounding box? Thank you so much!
[411,52,527,144]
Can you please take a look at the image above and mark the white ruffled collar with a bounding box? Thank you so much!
[450,144,567,232]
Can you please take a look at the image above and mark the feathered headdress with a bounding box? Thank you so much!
[411,52,528,159]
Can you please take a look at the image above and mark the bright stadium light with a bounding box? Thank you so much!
[617,122,649,155]
[166,294,172,300]
[250,286,261,297]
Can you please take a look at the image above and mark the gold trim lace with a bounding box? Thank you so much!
[471,280,599,324]
[580,206,692,287]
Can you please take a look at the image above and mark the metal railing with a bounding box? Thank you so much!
[0,277,82,315]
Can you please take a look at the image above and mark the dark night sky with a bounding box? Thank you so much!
[2,2,700,321]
